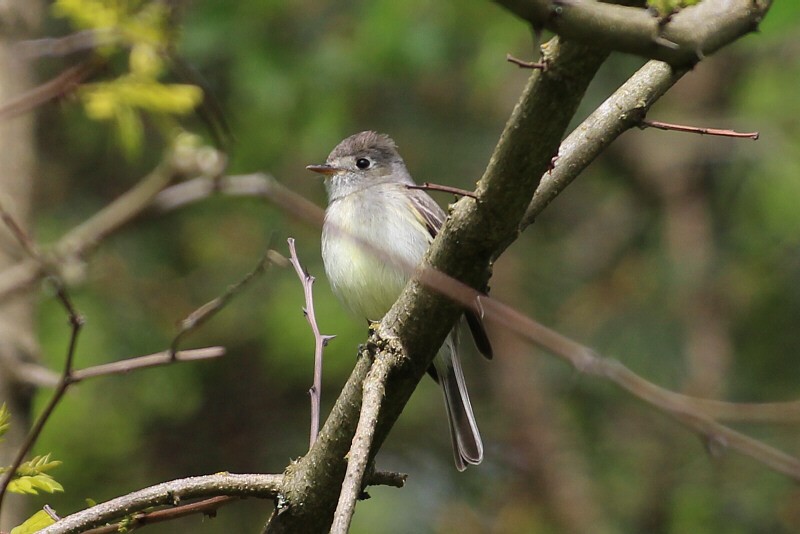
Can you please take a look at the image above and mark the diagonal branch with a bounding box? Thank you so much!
[0,140,226,302]
[0,60,98,121]
[494,0,773,66]
[521,59,686,228]
[264,36,610,533]
[330,355,390,533]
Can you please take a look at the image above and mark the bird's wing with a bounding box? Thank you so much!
[408,188,493,359]
[408,188,445,239]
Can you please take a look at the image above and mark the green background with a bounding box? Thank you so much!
[20,1,800,532]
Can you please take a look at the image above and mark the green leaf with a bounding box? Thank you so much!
[17,454,62,475]
[8,473,64,495]
[10,510,56,534]
[7,454,64,495]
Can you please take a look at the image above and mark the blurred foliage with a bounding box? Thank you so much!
[53,0,203,154]
[10,0,800,532]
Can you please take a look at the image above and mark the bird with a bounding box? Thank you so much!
[307,130,492,470]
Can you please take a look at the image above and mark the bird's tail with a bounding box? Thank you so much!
[433,332,483,471]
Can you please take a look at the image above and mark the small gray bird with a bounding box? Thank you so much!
[307,131,492,470]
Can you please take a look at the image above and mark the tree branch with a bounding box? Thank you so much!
[494,0,773,66]
[287,238,335,448]
[264,36,610,533]
[171,249,276,355]
[39,473,284,534]
[81,496,237,534]
[0,139,226,302]
[331,356,390,533]
[639,118,760,139]
[521,59,686,229]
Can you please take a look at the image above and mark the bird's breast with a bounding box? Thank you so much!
[322,188,431,321]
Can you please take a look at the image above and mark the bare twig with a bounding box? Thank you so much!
[0,200,40,258]
[331,356,390,534]
[153,173,326,229]
[73,347,225,382]
[39,473,284,534]
[407,265,800,481]
[639,118,759,139]
[171,250,276,355]
[0,281,83,510]
[82,496,237,534]
[14,29,116,59]
[0,60,97,120]
[287,238,335,448]
[506,53,547,70]
[406,182,478,199]
[367,470,407,488]
[522,60,688,229]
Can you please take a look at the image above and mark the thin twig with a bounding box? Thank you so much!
[38,473,283,534]
[171,249,276,355]
[506,53,547,70]
[331,357,389,534]
[0,281,83,510]
[15,29,116,59]
[640,118,760,139]
[0,60,98,120]
[73,347,225,382]
[522,60,688,229]
[366,470,407,488]
[287,238,335,448]
[410,264,800,481]
[0,200,40,259]
[82,496,237,534]
[406,182,478,199]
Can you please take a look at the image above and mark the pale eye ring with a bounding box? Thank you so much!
[355,158,371,170]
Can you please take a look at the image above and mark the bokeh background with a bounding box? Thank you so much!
[12,0,800,532]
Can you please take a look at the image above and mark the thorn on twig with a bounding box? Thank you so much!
[506,53,547,70]
[547,154,559,174]
[639,119,759,140]
[406,183,478,199]
[705,433,729,458]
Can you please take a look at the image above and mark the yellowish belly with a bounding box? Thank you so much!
[322,189,431,321]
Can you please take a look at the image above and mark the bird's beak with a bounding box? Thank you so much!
[306,164,338,176]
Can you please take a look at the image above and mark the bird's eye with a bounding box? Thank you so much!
[355,158,371,170]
